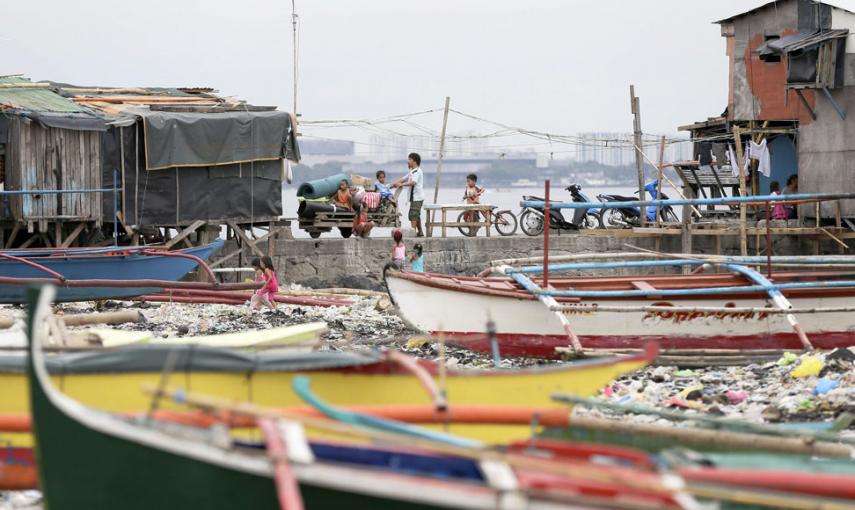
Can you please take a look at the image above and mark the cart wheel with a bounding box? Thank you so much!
[308,231,322,239]
[457,211,479,237]
[339,227,353,238]
[493,210,518,236]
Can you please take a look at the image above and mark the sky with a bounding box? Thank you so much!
[6,0,855,149]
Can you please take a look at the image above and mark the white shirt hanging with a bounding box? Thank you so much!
[747,139,771,177]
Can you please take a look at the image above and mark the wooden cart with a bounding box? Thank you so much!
[298,208,400,238]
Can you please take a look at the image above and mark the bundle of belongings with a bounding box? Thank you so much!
[296,173,395,220]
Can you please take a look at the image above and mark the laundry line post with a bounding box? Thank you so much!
[431,97,451,231]
[733,126,748,256]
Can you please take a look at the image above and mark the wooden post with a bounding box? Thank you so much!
[441,208,447,238]
[655,135,666,227]
[630,85,646,226]
[681,185,694,274]
[733,126,748,256]
[836,200,844,254]
[543,180,550,290]
[431,97,451,234]
[485,207,491,238]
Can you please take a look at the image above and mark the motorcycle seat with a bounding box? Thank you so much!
[605,195,637,202]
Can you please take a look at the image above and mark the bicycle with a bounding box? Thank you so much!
[456,207,518,237]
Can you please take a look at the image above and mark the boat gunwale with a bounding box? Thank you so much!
[386,268,855,302]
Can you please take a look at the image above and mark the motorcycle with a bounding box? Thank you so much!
[597,180,679,229]
[519,184,600,236]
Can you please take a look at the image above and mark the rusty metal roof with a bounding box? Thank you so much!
[0,76,90,114]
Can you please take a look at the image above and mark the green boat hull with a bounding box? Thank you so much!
[24,287,492,510]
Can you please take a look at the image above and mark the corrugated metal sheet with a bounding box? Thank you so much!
[0,76,90,114]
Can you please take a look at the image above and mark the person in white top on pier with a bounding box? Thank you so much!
[392,152,425,237]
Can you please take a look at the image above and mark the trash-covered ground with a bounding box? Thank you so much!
[2,297,854,508]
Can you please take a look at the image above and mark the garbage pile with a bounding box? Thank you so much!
[584,348,855,430]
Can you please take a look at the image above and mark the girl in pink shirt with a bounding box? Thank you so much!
[251,256,279,310]
[391,230,406,269]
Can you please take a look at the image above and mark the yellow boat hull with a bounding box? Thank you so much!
[0,347,654,446]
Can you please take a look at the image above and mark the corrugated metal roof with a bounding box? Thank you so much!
[715,0,854,24]
[0,76,90,114]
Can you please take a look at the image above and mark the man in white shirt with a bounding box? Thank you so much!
[392,152,425,237]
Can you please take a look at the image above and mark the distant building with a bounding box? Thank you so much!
[575,132,689,167]
[681,0,855,219]
[368,133,489,163]
[299,139,354,156]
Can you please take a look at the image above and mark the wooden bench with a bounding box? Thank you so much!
[423,204,494,238]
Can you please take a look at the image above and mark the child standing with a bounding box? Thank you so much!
[391,230,406,269]
[410,243,424,272]
[463,173,484,235]
[251,256,279,310]
[770,181,788,220]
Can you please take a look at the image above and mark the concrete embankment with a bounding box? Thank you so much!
[216,231,811,290]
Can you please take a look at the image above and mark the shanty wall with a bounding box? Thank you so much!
[5,118,102,224]
[723,2,855,217]
[725,2,816,123]
[101,123,283,227]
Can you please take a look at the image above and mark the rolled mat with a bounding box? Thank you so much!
[296,173,351,199]
[297,201,340,219]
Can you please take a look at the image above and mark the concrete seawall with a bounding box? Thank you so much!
[214,230,817,290]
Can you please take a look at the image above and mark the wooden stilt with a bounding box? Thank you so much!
[60,223,87,249]
[5,223,21,249]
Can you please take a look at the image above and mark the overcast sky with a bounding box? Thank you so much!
[6,0,855,146]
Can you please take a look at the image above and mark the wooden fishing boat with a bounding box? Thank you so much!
[0,324,655,452]
[385,267,855,356]
[0,239,224,303]
[23,286,676,510]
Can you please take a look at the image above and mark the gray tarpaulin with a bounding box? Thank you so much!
[0,344,380,374]
[142,110,300,170]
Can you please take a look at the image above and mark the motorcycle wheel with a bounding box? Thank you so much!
[493,210,518,236]
[582,212,600,230]
[519,210,544,236]
[598,208,627,229]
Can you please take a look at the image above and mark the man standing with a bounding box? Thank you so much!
[392,152,424,237]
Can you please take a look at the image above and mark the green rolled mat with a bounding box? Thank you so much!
[296,173,352,199]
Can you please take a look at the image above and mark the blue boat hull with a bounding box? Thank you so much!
[0,240,223,303]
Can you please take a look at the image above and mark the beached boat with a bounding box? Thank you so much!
[0,326,655,452]
[385,267,855,356]
[23,286,676,510]
[0,239,224,303]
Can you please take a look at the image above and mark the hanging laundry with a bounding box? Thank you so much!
[712,143,728,168]
[747,139,771,177]
[697,141,712,166]
[727,144,739,177]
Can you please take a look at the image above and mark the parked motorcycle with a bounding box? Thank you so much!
[519,184,600,236]
[597,180,679,229]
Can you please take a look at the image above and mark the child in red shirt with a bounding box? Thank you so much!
[251,256,279,310]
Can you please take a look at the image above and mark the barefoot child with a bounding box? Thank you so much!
[391,230,406,269]
[251,256,279,310]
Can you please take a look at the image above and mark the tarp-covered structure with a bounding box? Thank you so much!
[0,76,301,246]
[58,84,301,227]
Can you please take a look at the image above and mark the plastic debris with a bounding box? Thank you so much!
[813,377,839,396]
[777,351,798,366]
[679,384,704,400]
[673,369,694,378]
[790,355,824,378]
[725,390,747,404]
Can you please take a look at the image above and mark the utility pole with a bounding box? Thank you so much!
[433,96,451,204]
[291,0,299,114]
[630,85,646,226]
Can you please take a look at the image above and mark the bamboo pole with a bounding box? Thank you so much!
[146,386,855,510]
[655,135,666,227]
[734,126,748,256]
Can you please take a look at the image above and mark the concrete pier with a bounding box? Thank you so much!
[217,230,823,290]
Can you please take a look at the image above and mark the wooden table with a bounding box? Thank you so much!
[423,204,493,238]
